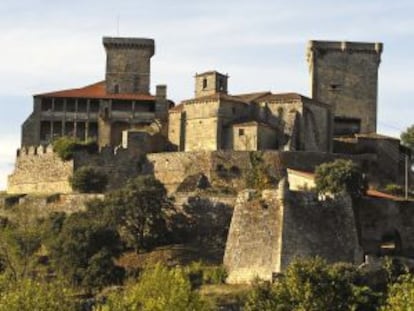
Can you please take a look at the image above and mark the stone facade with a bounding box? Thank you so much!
[169,82,332,153]
[307,40,383,135]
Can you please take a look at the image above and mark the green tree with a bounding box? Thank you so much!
[401,124,414,150]
[0,205,42,281]
[315,159,367,198]
[48,212,124,290]
[381,274,414,310]
[0,277,78,311]
[244,258,380,311]
[101,263,212,311]
[96,175,172,251]
[70,166,108,193]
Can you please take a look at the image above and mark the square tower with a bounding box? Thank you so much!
[103,37,155,94]
[307,40,383,135]
[195,71,228,98]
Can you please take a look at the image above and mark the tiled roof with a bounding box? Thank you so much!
[34,81,156,101]
[234,91,271,102]
[355,133,400,141]
[181,93,248,104]
[366,189,401,200]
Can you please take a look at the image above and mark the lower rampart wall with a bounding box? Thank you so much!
[224,182,361,284]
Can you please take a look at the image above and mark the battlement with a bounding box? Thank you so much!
[16,144,54,157]
[103,37,155,54]
[307,40,383,54]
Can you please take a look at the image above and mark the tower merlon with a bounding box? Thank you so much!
[103,37,155,55]
[307,40,383,54]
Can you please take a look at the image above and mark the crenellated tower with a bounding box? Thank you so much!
[103,37,155,94]
[307,40,383,135]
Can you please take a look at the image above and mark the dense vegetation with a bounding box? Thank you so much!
[1,173,414,310]
[70,165,108,193]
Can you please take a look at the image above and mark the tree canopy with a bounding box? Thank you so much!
[401,125,414,150]
[315,159,367,198]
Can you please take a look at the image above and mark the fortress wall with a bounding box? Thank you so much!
[146,150,374,194]
[357,198,414,258]
[224,184,361,284]
[7,145,73,194]
[0,193,103,218]
[224,189,284,283]
[280,192,361,270]
[73,147,142,191]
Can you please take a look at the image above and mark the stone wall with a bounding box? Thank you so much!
[224,182,361,284]
[224,189,284,283]
[0,193,102,218]
[146,150,374,194]
[357,197,414,258]
[279,191,361,270]
[8,145,73,194]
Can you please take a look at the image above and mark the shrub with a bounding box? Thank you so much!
[53,136,98,161]
[0,277,78,311]
[315,159,367,198]
[384,184,404,196]
[101,263,212,311]
[381,274,414,310]
[53,136,79,160]
[70,166,108,193]
[244,258,381,311]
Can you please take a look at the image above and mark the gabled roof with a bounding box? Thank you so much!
[35,81,156,101]
[234,91,271,102]
[181,93,248,105]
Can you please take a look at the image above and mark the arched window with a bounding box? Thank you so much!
[202,78,208,89]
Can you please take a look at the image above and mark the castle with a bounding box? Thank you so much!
[5,36,414,283]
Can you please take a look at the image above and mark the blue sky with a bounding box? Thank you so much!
[1,0,413,190]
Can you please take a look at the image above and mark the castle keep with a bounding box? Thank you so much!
[7,36,414,283]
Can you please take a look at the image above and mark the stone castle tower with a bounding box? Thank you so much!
[307,40,383,135]
[103,37,155,94]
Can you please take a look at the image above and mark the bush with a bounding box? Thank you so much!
[101,263,212,311]
[315,159,367,198]
[70,166,108,193]
[244,258,381,311]
[0,277,78,311]
[381,274,414,310]
[53,136,79,160]
[384,184,404,196]
[53,136,98,161]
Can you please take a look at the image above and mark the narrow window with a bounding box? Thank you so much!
[114,84,120,94]
[202,78,208,89]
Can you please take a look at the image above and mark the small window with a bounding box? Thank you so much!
[232,107,236,115]
[239,128,245,136]
[219,79,224,91]
[330,84,341,91]
[114,84,120,94]
[202,78,207,89]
